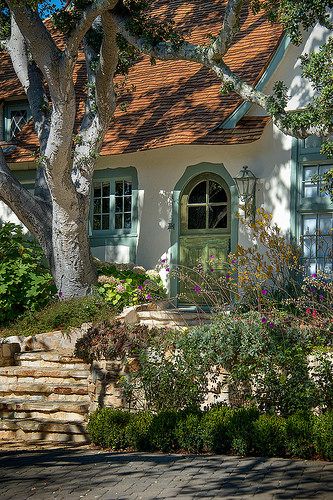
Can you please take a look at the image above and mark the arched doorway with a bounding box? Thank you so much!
[178,172,231,302]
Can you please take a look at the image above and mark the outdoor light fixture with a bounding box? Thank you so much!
[233,165,257,220]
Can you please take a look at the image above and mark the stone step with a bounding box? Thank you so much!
[137,310,211,321]
[0,418,89,443]
[16,351,90,369]
[0,399,90,422]
[0,366,90,385]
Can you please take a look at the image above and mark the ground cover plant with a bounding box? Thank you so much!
[0,296,115,338]
[87,406,333,461]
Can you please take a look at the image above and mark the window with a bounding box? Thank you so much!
[4,101,31,141]
[296,138,333,274]
[91,178,133,232]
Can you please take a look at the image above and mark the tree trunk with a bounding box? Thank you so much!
[51,200,96,298]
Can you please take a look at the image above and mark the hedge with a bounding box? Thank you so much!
[88,406,333,460]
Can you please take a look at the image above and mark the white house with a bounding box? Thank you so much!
[0,2,332,297]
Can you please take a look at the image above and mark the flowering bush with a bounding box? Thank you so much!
[96,263,166,309]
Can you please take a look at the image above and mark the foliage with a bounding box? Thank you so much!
[87,406,333,460]
[313,412,333,461]
[252,414,287,457]
[96,263,166,310]
[74,319,159,364]
[0,296,114,338]
[125,410,153,451]
[87,407,131,450]
[286,412,314,458]
[0,223,55,326]
[175,411,204,453]
[122,327,215,412]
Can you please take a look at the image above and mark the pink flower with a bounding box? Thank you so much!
[146,293,152,300]
[193,285,201,294]
[261,289,268,296]
[311,273,317,278]
[306,308,311,315]
[312,310,317,318]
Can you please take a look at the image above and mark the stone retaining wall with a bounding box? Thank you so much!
[0,342,20,367]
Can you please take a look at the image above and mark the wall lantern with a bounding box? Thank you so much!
[233,165,258,220]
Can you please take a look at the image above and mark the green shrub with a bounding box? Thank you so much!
[200,406,234,453]
[313,411,333,461]
[74,320,159,364]
[0,223,55,325]
[228,406,260,455]
[87,408,131,449]
[286,412,314,458]
[125,411,153,451]
[175,411,204,453]
[253,414,286,457]
[96,264,166,309]
[148,411,180,452]
[0,296,114,338]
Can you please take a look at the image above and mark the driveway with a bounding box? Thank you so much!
[0,447,332,499]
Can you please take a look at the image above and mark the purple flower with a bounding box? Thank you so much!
[232,259,237,264]
[146,293,152,300]
[311,273,317,278]
[319,294,324,302]
[165,267,170,273]
[58,291,63,298]
[268,322,275,328]
[160,258,167,264]
[210,268,214,273]
[137,285,143,291]
[210,255,215,260]
[193,285,201,294]
[225,274,231,280]
[261,289,268,296]
[261,317,268,324]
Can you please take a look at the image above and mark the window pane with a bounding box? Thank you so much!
[124,213,131,229]
[115,214,123,229]
[304,136,322,149]
[102,215,109,230]
[93,215,101,230]
[188,206,206,229]
[115,197,123,213]
[93,199,101,214]
[102,182,110,197]
[94,184,101,198]
[124,196,132,212]
[102,198,109,213]
[317,237,332,259]
[124,181,132,195]
[209,181,227,203]
[319,214,333,235]
[189,181,206,204]
[115,181,123,196]
[303,185,317,198]
[209,205,227,228]
[10,109,28,139]
[303,166,317,181]
[303,216,317,235]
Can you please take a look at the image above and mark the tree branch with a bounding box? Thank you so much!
[210,0,244,58]
[6,0,62,87]
[66,0,118,57]
[0,146,52,250]
[72,12,119,196]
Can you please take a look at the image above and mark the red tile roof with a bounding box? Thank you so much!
[0,0,283,162]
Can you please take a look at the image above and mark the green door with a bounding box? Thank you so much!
[178,173,231,304]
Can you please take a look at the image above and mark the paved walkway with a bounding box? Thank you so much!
[0,447,332,499]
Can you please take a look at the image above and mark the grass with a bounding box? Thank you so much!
[0,296,115,338]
